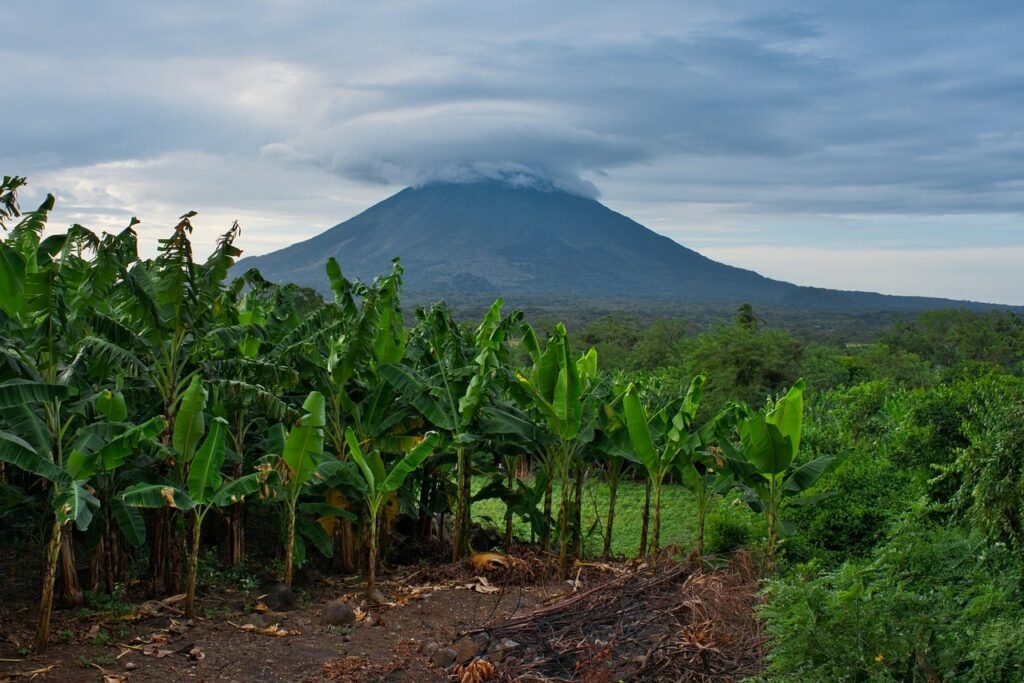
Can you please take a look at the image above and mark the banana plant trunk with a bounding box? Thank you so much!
[170,520,186,594]
[451,446,472,562]
[283,502,297,587]
[185,512,201,619]
[571,465,584,561]
[103,513,119,592]
[504,460,515,549]
[419,482,433,543]
[336,520,356,572]
[58,531,83,606]
[765,486,779,573]
[33,519,63,651]
[541,480,553,550]
[89,540,104,593]
[639,481,651,557]
[603,472,619,558]
[227,463,245,567]
[557,456,572,579]
[150,506,170,594]
[651,480,663,557]
[367,512,379,593]
[227,503,245,568]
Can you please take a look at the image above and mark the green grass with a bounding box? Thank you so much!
[472,477,757,557]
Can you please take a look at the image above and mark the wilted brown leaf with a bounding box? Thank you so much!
[160,487,177,507]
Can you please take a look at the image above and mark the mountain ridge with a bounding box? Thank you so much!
[233,181,1018,314]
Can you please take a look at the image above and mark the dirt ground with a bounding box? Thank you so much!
[0,555,561,683]
[1,547,762,682]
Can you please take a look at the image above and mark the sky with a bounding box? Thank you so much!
[4,0,1023,304]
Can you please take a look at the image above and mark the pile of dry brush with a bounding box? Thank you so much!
[463,552,764,682]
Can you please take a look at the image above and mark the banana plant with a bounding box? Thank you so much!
[203,269,301,567]
[0,188,160,649]
[381,299,521,561]
[272,258,405,570]
[121,377,272,617]
[622,374,705,556]
[716,380,836,568]
[676,442,734,558]
[514,323,600,578]
[592,387,631,558]
[93,215,243,594]
[345,427,439,593]
[0,394,166,648]
[270,390,357,586]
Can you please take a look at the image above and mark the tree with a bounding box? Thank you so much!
[515,323,600,577]
[271,390,357,586]
[96,213,244,594]
[345,428,439,593]
[382,299,521,560]
[122,378,271,617]
[717,380,836,568]
[622,375,705,555]
[0,186,164,649]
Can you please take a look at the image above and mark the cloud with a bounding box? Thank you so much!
[3,0,1024,302]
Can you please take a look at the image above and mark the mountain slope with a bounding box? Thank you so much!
[233,181,1010,312]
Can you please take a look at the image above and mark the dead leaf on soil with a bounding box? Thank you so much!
[463,576,501,594]
[2,664,54,679]
[229,621,301,637]
[470,552,518,572]
[455,658,497,683]
[134,593,186,619]
[90,663,127,683]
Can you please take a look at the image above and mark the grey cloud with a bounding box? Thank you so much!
[3,0,1023,270]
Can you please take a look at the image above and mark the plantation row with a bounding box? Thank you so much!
[0,176,833,652]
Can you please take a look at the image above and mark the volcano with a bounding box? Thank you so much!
[233,181,1008,313]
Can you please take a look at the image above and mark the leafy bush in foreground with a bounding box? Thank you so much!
[760,521,1024,681]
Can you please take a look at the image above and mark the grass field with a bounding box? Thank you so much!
[472,477,763,558]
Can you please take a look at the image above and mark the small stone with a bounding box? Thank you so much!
[341,634,351,642]
[364,614,377,627]
[366,588,389,605]
[454,634,489,663]
[422,641,440,656]
[431,647,457,667]
[125,662,138,671]
[322,600,356,626]
[489,638,520,662]
[242,612,267,627]
[265,583,297,612]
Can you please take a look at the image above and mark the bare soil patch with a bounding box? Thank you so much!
[0,551,761,682]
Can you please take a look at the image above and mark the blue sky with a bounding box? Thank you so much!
[5,0,1023,304]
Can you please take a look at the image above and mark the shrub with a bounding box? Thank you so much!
[705,502,759,555]
[944,376,1024,547]
[789,449,911,563]
[760,522,1024,681]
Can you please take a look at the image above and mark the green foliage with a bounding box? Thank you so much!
[704,503,759,554]
[882,309,1024,371]
[760,521,1024,681]
[678,315,802,420]
[943,374,1024,546]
